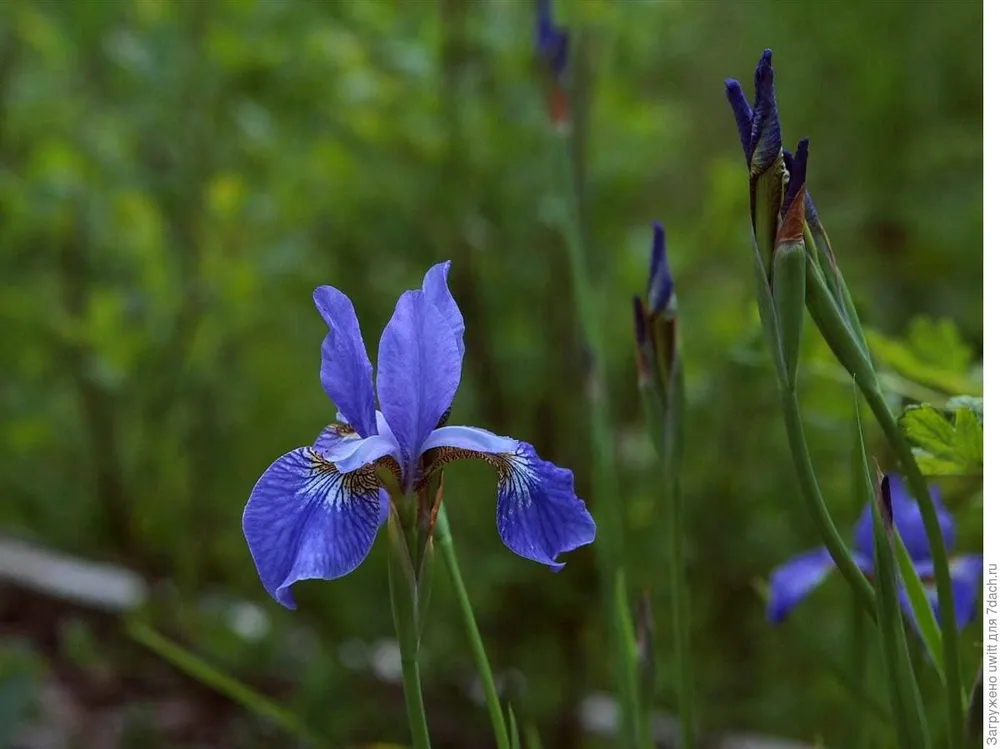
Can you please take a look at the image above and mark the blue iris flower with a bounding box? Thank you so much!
[768,474,982,628]
[243,262,597,609]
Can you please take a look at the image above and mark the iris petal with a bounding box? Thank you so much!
[419,427,594,568]
[314,286,377,438]
[377,290,461,485]
[313,422,360,457]
[495,442,595,569]
[907,555,983,630]
[852,474,955,561]
[422,261,465,362]
[242,448,382,609]
[421,425,518,455]
[766,548,833,623]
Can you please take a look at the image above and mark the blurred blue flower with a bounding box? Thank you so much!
[646,221,675,318]
[243,261,596,608]
[633,222,678,397]
[536,0,569,80]
[768,474,982,628]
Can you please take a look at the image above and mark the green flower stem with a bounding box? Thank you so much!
[804,257,965,746]
[124,619,324,747]
[400,655,432,749]
[387,506,433,749]
[862,384,965,747]
[665,363,694,749]
[552,129,642,746]
[779,386,877,618]
[435,506,510,749]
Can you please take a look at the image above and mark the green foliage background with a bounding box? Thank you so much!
[0,0,982,746]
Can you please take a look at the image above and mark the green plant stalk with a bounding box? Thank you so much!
[855,393,930,749]
[663,362,694,749]
[387,506,433,749]
[124,619,323,747]
[867,386,965,743]
[552,131,642,747]
[435,505,510,749]
[805,259,965,745]
[397,653,430,749]
[871,505,932,749]
[779,386,877,618]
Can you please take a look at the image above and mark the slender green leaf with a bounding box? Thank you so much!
[893,534,945,682]
[508,705,521,749]
[854,390,931,749]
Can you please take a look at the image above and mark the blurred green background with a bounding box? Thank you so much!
[0,0,982,747]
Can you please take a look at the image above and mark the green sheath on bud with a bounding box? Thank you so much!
[751,157,789,275]
[771,187,807,386]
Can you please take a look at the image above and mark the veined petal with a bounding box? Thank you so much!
[314,286,377,438]
[420,429,594,567]
[853,474,955,562]
[766,548,833,623]
[377,289,461,484]
[422,261,465,362]
[495,442,594,568]
[908,555,983,630]
[242,448,382,609]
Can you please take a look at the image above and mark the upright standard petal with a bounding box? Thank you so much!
[377,290,462,485]
[242,448,382,609]
[422,261,465,362]
[766,548,833,623]
[852,475,955,562]
[314,286,377,438]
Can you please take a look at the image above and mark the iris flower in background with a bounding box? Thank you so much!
[243,262,596,609]
[536,0,568,81]
[768,474,982,628]
[535,0,570,127]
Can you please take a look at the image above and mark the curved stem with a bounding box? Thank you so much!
[863,386,965,748]
[401,655,432,749]
[779,387,877,618]
[435,506,510,749]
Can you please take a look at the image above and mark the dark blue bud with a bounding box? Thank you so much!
[536,0,569,80]
[878,472,894,529]
[725,79,753,166]
[749,49,782,176]
[647,222,675,316]
[781,138,809,216]
[633,294,648,349]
